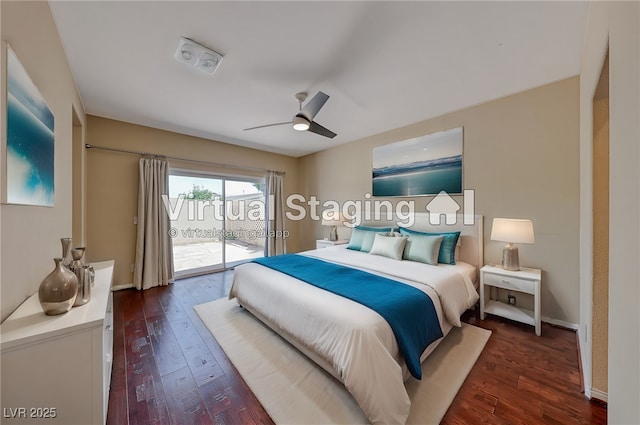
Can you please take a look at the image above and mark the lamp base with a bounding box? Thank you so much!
[329,226,338,241]
[502,244,520,271]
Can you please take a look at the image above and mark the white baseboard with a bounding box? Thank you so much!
[584,386,592,399]
[590,388,608,403]
[576,327,591,399]
[111,283,134,291]
[542,315,579,330]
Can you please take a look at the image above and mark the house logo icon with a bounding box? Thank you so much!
[425,189,475,225]
[426,191,459,224]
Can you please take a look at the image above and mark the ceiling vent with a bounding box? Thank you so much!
[174,37,223,75]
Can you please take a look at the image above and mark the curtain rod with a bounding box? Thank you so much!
[84,144,285,175]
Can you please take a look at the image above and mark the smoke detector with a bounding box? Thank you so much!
[174,37,223,75]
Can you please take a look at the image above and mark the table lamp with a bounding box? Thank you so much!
[321,211,344,241]
[490,218,535,271]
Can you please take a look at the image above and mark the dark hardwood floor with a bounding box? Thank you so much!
[107,271,606,425]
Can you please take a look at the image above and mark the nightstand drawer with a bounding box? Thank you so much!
[483,273,535,294]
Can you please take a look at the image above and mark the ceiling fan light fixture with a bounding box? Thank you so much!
[244,92,336,139]
[292,115,310,131]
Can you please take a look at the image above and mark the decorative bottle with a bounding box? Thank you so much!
[70,248,91,307]
[73,266,92,307]
[60,238,72,268]
[38,258,78,315]
[70,247,86,270]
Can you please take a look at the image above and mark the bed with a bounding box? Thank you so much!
[229,214,483,424]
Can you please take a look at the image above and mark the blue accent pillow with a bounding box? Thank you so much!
[398,228,461,264]
[347,226,394,252]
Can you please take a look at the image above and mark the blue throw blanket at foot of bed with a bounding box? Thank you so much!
[252,254,443,379]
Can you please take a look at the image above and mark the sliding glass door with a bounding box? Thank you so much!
[168,170,265,277]
[223,179,266,267]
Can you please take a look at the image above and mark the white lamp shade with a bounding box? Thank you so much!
[321,211,345,226]
[491,218,535,244]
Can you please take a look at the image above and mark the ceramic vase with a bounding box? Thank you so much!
[38,258,78,315]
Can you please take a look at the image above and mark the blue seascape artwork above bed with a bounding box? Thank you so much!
[373,127,462,196]
[6,46,55,207]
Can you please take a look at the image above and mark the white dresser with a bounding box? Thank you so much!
[0,260,115,424]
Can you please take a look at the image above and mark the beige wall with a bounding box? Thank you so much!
[298,77,580,325]
[85,116,300,286]
[0,1,86,322]
[579,1,640,420]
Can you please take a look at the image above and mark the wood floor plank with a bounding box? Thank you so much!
[161,366,214,425]
[146,313,189,376]
[108,270,606,425]
[140,288,166,318]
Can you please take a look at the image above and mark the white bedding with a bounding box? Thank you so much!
[229,246,479,424]
[305,246,478,327]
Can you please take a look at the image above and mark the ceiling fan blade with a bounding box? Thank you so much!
[243,121,292,131]
[308,121,337,139]
[300,91,329,121]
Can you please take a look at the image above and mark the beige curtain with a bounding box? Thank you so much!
[133,158,174,290]
[265,171,286,256]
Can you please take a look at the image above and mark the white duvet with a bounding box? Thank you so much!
[229,246,478,424]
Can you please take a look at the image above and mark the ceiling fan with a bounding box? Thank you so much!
[243,91,337,139]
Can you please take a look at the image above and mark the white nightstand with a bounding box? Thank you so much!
[316,239,348,249]
[480,265,542,336]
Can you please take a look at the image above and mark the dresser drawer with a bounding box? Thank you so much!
[483,272,535,294]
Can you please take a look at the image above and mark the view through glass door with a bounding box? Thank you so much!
[168,171,265,276]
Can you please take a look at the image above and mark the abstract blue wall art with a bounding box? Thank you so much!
[6,46,55,206]
[373,127,463,197]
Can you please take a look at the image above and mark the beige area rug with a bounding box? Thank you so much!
[195,298,491,425]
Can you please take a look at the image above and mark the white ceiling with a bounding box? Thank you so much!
[49,1,589,158]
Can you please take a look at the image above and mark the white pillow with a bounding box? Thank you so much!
[403,234,444,265]
[368,234,407,260]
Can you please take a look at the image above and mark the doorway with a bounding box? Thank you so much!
[168,171,266,277]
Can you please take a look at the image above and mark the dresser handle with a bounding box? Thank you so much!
[502,280,510,284]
